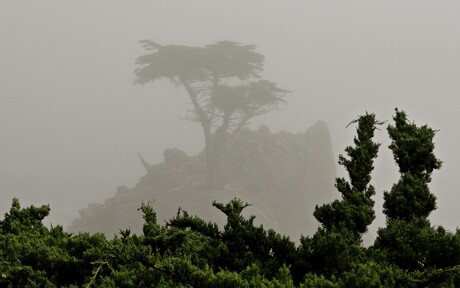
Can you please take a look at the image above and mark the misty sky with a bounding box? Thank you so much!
[1,1,459,237]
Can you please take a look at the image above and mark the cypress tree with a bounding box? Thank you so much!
[303,113,381,275]
[374,109,460,276]
[314,113,381,235]
[383,108,441,222]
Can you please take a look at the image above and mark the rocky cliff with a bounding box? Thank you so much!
[68,121,337,240]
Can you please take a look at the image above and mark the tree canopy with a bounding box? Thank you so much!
[135,41,264,84]
[2,109,460,287]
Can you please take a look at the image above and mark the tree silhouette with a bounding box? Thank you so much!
[134,40,288,188]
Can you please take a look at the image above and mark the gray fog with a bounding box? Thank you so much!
[1,1,459,238]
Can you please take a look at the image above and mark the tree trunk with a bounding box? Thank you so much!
[181,78,217,189]
[208,112,231,189]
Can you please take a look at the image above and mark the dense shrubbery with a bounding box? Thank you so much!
[2,109,460,287]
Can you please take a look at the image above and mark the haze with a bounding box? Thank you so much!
[1,1,459,239]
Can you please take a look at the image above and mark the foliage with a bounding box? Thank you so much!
[314,113,381,235]
[383,109,441,221]
[2,109,460,287]
[303,113,381,276]
[373,109,460,287]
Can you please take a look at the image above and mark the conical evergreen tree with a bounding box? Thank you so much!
[383,108,441,222]
[375,109,460,280]
[314,113,381,235]
[302,113,381,275]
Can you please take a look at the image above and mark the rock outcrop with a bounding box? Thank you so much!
[68,121,337,240]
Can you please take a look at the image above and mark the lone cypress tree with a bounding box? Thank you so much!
[135,41,288,188]
[302,113,381,275]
